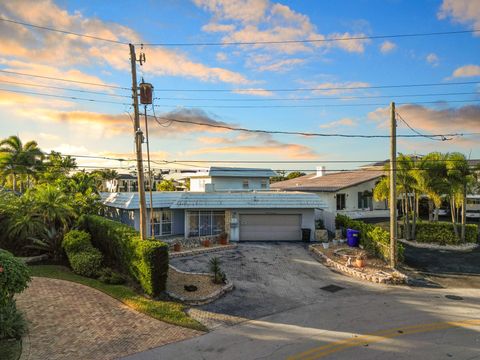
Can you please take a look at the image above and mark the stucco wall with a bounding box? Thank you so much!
[190,176,269,191]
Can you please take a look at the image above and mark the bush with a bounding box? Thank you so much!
[0,300,26,340]
[98,267,126,285]
[77,215,169,297]
[209,257,226,284]
[335,214,404,263]
[62,230,103,278]
[413,222,478,245]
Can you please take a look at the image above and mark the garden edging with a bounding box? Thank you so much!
[170,244,237,258]
[167,265,234,306]
[398,238,479,251]
[309,245,407,285]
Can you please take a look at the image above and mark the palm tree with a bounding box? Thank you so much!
[0,136,44,192]
[27,184,75,228]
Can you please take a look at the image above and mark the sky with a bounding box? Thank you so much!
[0,0,479,174]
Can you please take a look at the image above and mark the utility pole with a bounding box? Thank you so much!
[129,43,147,240]
[144,105,154,238]
[389,101,397,268]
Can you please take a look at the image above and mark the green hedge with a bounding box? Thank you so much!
[335,214,404,263]
[413,222,478,245]
[62,230,103,278]
[77,215,169,297]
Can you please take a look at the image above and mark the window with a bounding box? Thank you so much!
[242,179,249,189]
[467,198,480,205]
[261,179,268,189]
[336,193,346,210]
[188,211,225,237]
[151,210,172,237]
[358,192,373,209]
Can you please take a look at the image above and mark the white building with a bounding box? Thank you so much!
[271,167,388,231]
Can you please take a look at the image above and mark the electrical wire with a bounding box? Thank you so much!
[0,69,130,90]
[396,111,450,142]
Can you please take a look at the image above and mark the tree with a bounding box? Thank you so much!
[157,179,176,191]
[0,135,43,192]
[91,168,118,191]
[27,184,75,228]
[38,151,76,183]
[286,171,306,180]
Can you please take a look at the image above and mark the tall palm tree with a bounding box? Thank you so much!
[27,184,75,228]
[0,136,43,192]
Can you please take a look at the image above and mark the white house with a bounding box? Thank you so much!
[271,166,388,231]
[104,173,163,192]
[101,166,326,242]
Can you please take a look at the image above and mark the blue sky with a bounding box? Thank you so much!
[0,0,479,173]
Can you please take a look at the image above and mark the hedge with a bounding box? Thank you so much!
[77,215,169,297]
[62,230,103,278]
[335,214,404,263]
[412,222,478,245]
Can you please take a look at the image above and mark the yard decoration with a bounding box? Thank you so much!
[202,239,211,248]
[355,251,367,268]
[219,233,228,245]
[173,242,181,252]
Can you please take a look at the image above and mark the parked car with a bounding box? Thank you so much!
[466,210,480,219]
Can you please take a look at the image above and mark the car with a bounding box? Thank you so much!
[466,210,480,219]
[432,208,449,216]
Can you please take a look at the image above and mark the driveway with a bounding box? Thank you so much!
[171,243,382,320]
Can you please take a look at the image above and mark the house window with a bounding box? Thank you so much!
[242,179,249,189]
[188,211,225,237]
[336,193,346,210]
[151,210,172,237]
[467,198,480,205]
[358,192,373,209]
[261,179,268,189]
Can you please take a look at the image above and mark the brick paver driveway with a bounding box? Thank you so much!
[16,277,201,360]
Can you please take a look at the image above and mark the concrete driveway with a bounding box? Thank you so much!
[170,243,377,320]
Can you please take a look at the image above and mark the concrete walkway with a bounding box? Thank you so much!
[16,277,201,360]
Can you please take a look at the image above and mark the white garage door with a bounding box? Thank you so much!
[239,214,302,241]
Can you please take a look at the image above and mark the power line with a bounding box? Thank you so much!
[149,114,480,139]
[2,16,478,48]
[155,91,479,102]
[0,79,131,98]
[396,111,450,142]
[0,88,130,105]
[153,80,480,93]
[0,17,129,45]
[143,29,480,47]
[155,99,480,109]
[0,69,129,90]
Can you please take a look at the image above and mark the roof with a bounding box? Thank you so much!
[189,166,277,178]
[101,191,325,210]
[101,192,183,210]
[271,170,385,192]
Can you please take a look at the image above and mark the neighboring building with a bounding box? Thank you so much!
[101,191,325,241]
[189,167,277,192]
[104,173,163,192]
[271,166,387,231]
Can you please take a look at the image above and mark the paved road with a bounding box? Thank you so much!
[124,243,480,360]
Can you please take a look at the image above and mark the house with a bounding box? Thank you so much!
[189,167,277,192]
[271,166,387,231]
[101,166,326,242]
[103,173,163,192]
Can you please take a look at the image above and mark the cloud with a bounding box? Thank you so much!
[379,41,396,54]
[202,23,236,32]
[319,118,357,128]
[195,1,370,55]
[426,53,439,66]
[368,104,480,135]
[438,0,480,33]
[216,52,228,61]
[256,58,305,72]
[451,64,480,78]
[0,0,250,84]
[232,88,274,96]
[298,80,371,96]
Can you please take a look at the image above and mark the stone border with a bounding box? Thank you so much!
[309,245,407,285]
[170,244,237,258]
[398,238,479,251]
[166,265,233,306]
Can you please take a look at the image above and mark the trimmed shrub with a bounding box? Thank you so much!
[62,230,103,278]
[335,214,404,263]
[98,267,126,285]
[0,300,26,339]
[413,222,478,245]
[77,215,169,297]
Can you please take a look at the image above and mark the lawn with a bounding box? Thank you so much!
[0,338,22,360]
[30,265,207,332]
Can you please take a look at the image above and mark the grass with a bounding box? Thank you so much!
[0,338,22,360]
[30,265,207,332]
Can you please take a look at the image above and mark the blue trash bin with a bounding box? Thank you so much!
[346,228,360,247]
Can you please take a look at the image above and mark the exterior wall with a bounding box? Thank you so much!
[228,208,315,242]
[190,177,212,192]
[145,208,184,238]
[103,206,135,226]
[190,176,269,192]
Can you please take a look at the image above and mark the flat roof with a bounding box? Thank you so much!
[189,166,277,178]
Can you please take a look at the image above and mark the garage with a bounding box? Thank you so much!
[239,214,302,241]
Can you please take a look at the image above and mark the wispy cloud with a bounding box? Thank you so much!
[450,64,480,78]
[379,41,396,54]
[319,118,357,128]
[232,88,274,96]
[438,0,480,34]
[426,53,439,67]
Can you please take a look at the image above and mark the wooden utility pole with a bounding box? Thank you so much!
[144,105,155,237]
[389,101,397,268]
[129,43,147,240]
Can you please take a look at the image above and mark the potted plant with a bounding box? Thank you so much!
[219,232,228,245]
[173,242,181,252]
[355,251,367,268]
[202,238,211,247]
[322,240,330,249]
[315,219,328,242]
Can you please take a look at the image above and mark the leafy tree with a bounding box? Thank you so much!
[38,151,76,183]
[286,171,306,180]
[157,179,176,191]
[27,184,75,228]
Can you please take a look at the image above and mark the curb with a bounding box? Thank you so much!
[398,238,479,251]
[167,265,234,306]
[170,244,237,258]
[309,245,407,285]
